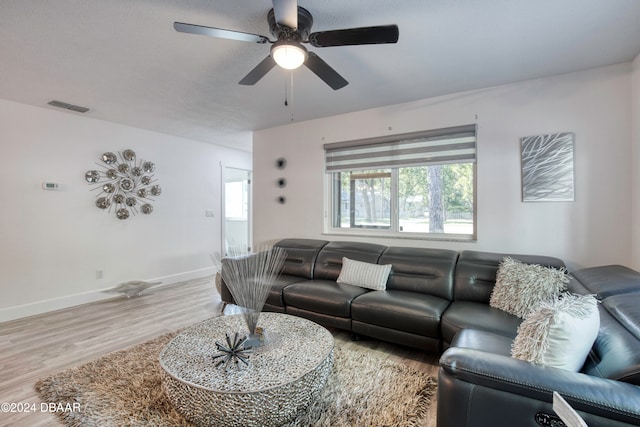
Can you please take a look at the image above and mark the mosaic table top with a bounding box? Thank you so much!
[159,312,334,393]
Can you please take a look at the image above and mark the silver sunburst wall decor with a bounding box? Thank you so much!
[85,149,161,220]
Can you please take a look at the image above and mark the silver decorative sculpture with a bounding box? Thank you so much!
[213,247,287,347]
[105,280,161,297]
[85,149,161,219]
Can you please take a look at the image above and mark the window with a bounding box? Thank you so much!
[325,125,476,240]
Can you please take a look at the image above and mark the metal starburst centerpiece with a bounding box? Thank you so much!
[212,332,253,370]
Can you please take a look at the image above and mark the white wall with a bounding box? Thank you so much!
[632,53,640,270]
[0,99,251,321]
[253,63,633,271]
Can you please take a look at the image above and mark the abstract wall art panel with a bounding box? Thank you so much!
[521,132,575,202]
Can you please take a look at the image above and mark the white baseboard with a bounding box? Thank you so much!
[148,266,217,284]
[0,267,217,323]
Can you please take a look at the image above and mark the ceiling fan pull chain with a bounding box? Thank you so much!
[290,71,295,122]
[284,77,288,106]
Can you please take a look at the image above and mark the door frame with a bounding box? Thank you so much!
[220,163,252,254]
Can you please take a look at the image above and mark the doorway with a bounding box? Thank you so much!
[222,166,252,254]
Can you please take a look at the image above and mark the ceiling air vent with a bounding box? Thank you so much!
[48,100,90,113]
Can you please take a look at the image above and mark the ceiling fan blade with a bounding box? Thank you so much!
[304,52,348,90]
[239,56,277,85]
[308,25,399,47]
[174,22,270,44]
[272,0,298,29]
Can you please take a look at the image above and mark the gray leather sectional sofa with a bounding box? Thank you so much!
[219,238,640,426]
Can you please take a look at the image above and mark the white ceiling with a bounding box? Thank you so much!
[1,0,640,152]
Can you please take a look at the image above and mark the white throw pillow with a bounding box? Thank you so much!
[336,257,392,291]
[490,257,569,318]
[511,293,600,371]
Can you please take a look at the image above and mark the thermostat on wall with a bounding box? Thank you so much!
[42,182,59,190]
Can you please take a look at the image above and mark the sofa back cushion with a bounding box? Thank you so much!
[274,239,329,279]
[570,265,640,299]
[379,247,458,300]
[570,265,640,385]
[453,250,566,303]
[581,299,640,385]
[313,241,387,281]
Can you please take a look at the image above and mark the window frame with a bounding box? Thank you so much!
[347,171,392,230]
[324,125,478,242]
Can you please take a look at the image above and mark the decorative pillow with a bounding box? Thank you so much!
[336,257,392,291]
[490,257,569,318]
[511,293,600,371]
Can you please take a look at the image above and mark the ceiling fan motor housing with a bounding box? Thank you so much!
[267,7,313,41]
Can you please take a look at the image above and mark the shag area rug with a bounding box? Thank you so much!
[35,330,436,426]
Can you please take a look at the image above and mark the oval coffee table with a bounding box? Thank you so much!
[159,312,334,427]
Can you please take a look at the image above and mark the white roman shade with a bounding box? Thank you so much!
[324,124,476,172]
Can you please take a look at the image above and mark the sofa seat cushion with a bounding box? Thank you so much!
[441,301,521,345]
[283,280,369,318]
[449,328,513,357]
[351,290,449,337]
[266,274,308,308]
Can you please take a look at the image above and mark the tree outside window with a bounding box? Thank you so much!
[333,164,474,237]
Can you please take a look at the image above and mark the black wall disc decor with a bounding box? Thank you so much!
[276,157,287,204]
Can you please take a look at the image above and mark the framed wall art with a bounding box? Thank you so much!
[520,132,575,202]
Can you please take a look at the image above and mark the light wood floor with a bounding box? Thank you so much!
[0,277,440,426]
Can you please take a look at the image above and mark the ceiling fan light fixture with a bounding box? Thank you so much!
[271,39,308,70]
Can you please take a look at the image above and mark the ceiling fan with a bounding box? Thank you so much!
[173,0,399,90]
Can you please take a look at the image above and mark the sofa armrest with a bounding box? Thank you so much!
[439,347,640,426]
[219,276,235,304]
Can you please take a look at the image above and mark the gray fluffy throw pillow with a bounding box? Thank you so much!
[511,293,599,371]
[490,257,568,318]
